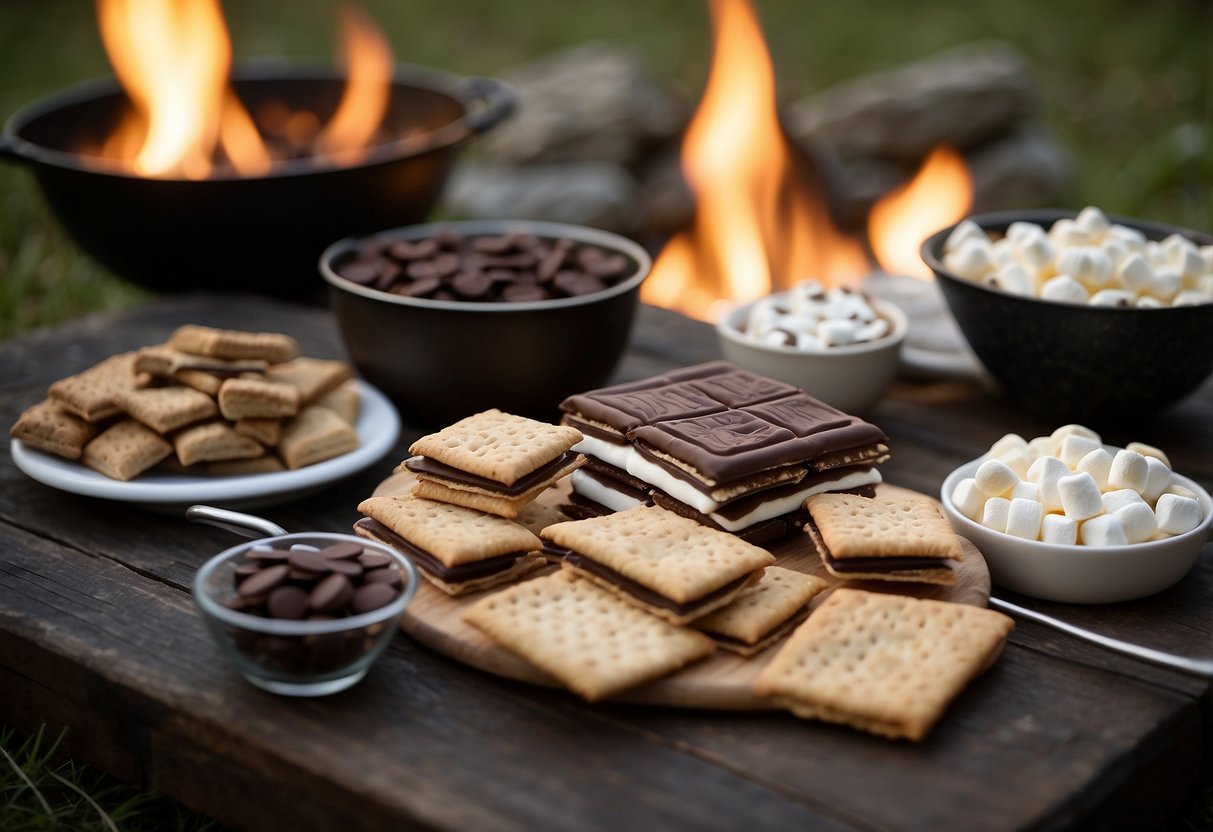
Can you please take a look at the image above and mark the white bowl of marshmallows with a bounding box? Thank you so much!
[940,424,1212,603]
[716,281,907,413]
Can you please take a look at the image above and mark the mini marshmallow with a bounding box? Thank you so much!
[1049,218,1092,248]
[816,319,859,347]
[1041,514,1078,545]
[1116,251,1153,293]
[1172,290,1212,307]
[991,237,1019,268]
[1201,245,1213,273]
[1005,498,1044,540]
[1080,514,1129,546]
[1006,221,1045,243]
[1059,434,1102,469]
[1100,240,1128,269]
[1107,223,1147,249]
[1115,502,1158,544]
[943,219,986,254]
[1199,275,1213,296]
[1016,231,1055,273]
[1102,488,1146,514]
[1058,472,1105,521]
[1125,441,1171,468]
[1040,275,1089,305]
[1146,268,1181,301]
[1074,206,1111,240]
[1141,457,1172,504]
[988,263,1032,296]
[1010,480,1040,502]
[1089,289,1136,307]
[1027,455,1069,514]
[795,333,823,350]
[1075,448,1114,490]
[944,238,996,281]
[1026,436,1052,461]
[1155,493,1203,535]
[1057,246,1112,288]
[981,497,1011,532]
[853,319,891,342]
[761,330,796,348]
[987,433,1028,459]
[1108,449,1149,492]
[1161,233,1202,279]
[1049,423,1101,450]
[975,458,1020,497]
[1136,295,1164,309]
[951,478,987,522]
[1164,484,1197,500]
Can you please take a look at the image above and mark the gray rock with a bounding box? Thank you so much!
[786,41,1038,162]
[966,124,1076,213]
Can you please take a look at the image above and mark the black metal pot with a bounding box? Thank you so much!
[0,62,514,297]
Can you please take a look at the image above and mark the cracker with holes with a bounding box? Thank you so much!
[48,352,148,422]
[82,418,173,481]
[692,566,828,655]
[133,345,268,380]
[542,504,775,625]
[266,357,354,405]
[402,409,585,518]
[805,493,963,585]
[755,588,1012,741]
[174,420,265,467]
[464,570,716,701]
[114,385,218,434]
[10,399,102,461]
[278,406,358,469]
[217,377,300,420]
[312,378,361,424]
[167,324,299,364]
[355,494,545,595]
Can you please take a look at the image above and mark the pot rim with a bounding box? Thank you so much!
[320,219,653,313]
[0,59,514,182]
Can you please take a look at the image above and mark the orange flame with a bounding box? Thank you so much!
[317,4,394,163]
[869,146,973,279]
[641,0,868,322]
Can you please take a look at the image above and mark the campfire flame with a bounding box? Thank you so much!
[93,0,394,178]
[642,0,974,320]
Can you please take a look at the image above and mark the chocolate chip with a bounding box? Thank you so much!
[472,234,517,254]
[326,559,364,579]
[554,271,607,297]
[389,239,438,261]
[537,248,566,281]
[267,585,310,620]
[502,283,551,302]
[452,271,492,300]
[238,563,289,598]
[433,228,462,250]
[583,253,628,278]
[351,583,400,614]
[357,552,392,569]
[289,549,331,574]
[406,260,436,280]
[393,276,442,298]
[247,547,290,562]
[374,262,402,292]
[482,253,538,270]
[363,567,403,589]
[322,542,364,561]
[310,573,355,614]
[339,260,381,285]
[429,252,462,279]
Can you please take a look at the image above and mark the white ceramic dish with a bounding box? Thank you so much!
[941,457,1213,604]
[10,381,400,511]
[715,296,907,413]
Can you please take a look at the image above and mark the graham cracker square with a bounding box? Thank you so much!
[48,353,148,422]
[409,409,583,486]
[356,495,541,567]
[754,588,1013,741]
[82,418,173,481]
[265,358,354,405]
[114,386,218,434]
[217,377,300,420]
[167,324,299,364]
[278,406,359,469]
[805,493,963,560]
[463,570,716,701]
[693,566,828,654]
[10,399,101,460]
[174,421,264,467]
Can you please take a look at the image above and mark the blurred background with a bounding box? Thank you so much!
[0,0,1209,336]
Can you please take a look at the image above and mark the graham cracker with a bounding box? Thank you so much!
[10,399,101,460]
[167,324,299,363]
[411,474,559,519]
[48,353,148,422]
[514,495,571,537]
[217,377,300,420]
[693,566,828,654]
[356,495,541,567]
[409,409,583,486]
[278,406,359,469]
[266,358,353,405]
[805,521,957,586]
[235,417,283,447]
[806,493,963,560]
[114,386,218,434]
[754,588,1013,741]
[463,570,716,702]
[543,505,775,624]
[174,421,265,467]
[312,378,361,424]
[133,345,268,379]
[206,455,286,476]
[82,418,173,481]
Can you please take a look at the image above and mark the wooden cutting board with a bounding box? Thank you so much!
[373,473,991,710]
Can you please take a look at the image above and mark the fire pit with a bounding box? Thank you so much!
[1,63,513,297]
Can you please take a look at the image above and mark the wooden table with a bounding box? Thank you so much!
[2,293,1210,831]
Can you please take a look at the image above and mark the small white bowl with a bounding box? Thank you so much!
[941,458,1213,604]
[715,296,907,413]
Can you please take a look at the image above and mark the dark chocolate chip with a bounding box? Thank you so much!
[583,253,628,278]
[554,271,607,297]
[327,559,364,579]
[472,234,517,254]
[433,228,463,250]
[310,573,355,614]
[389,239,438,261]
[363,567,403,589]
[268,585,310,620]
[537,248,566,281]
[502,283,551,302]
[351,582,400,614]
[406,260,436,280]
[429,253,463,279]
[238,563,289,598]
[484,269,518,284]
[323,541,364,560]
[393,276,442,297]
[358,552,392,569]
[374,262,402,292]
[289,549,331,574]
[452,271,492,300]
[247,547,290,562]
[482,253,538,269]
[288,567,325,582]
[339,260,381,285]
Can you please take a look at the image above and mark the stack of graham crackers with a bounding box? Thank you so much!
[9,324,360,481]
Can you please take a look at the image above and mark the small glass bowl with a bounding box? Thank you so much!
[193,532,419,696]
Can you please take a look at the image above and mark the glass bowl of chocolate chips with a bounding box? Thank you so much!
[194,531,418,696]
[320,220,651,428]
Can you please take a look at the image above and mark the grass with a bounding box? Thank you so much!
[0,725,222,832]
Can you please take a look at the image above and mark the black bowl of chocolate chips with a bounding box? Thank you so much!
[320,220,652,427]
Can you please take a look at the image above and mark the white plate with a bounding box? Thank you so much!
[11,381,401,511]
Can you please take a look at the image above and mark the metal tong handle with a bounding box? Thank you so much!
[186,505,287,539]
[989,596,1213,679]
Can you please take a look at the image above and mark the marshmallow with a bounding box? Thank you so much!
[1200,275,1213,296]
[1057,246,1112,289]
[1155,493,1203,535]
[795,333,823,350]
[1089,289,1136,307]
[1100,239,1128,268]
[1042,514,1078,545]
[1026,436,1053,461]
[1125,441,1171,468]
[1115,502,1158,544]
[1172,290,1212,307]
[1107,224,1147,249]
[975,459,1020,497]
[1116,251,1153,293]
[1075,206,1111,240]
[943,219,986,254]
[853,319,891,342]
[1049,423,1100,451]
[1059,434,1102,469]
[1146,268,1182,301]
[1005,498,1044,539]
[1136,295,1164,309]
[1141,457,1172,504]
[981,497,1011,532]
[1010,480,1040,502]
[1080,514,1129,546]
[1164,484,1197,500]
[1027,455,1069,514]
[817,319,859,347]
[1006,221,1045,243]
[1201,245,1213,273]
[1102,488,1146,514]
[987,433,1028,459]
[1040,275,1089,305]
[1050,218,1092,248]
[1016,231,1055,274]
[944,238,996,280]
[1075,448,1114,490]
[991,237,1019,268]
[1058,472,1105,521]
[951,478,988,522]
[1108,449,1149,492]
[1162,233,1203,280]
[761,330,796,348]
[987,263,1032,296]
